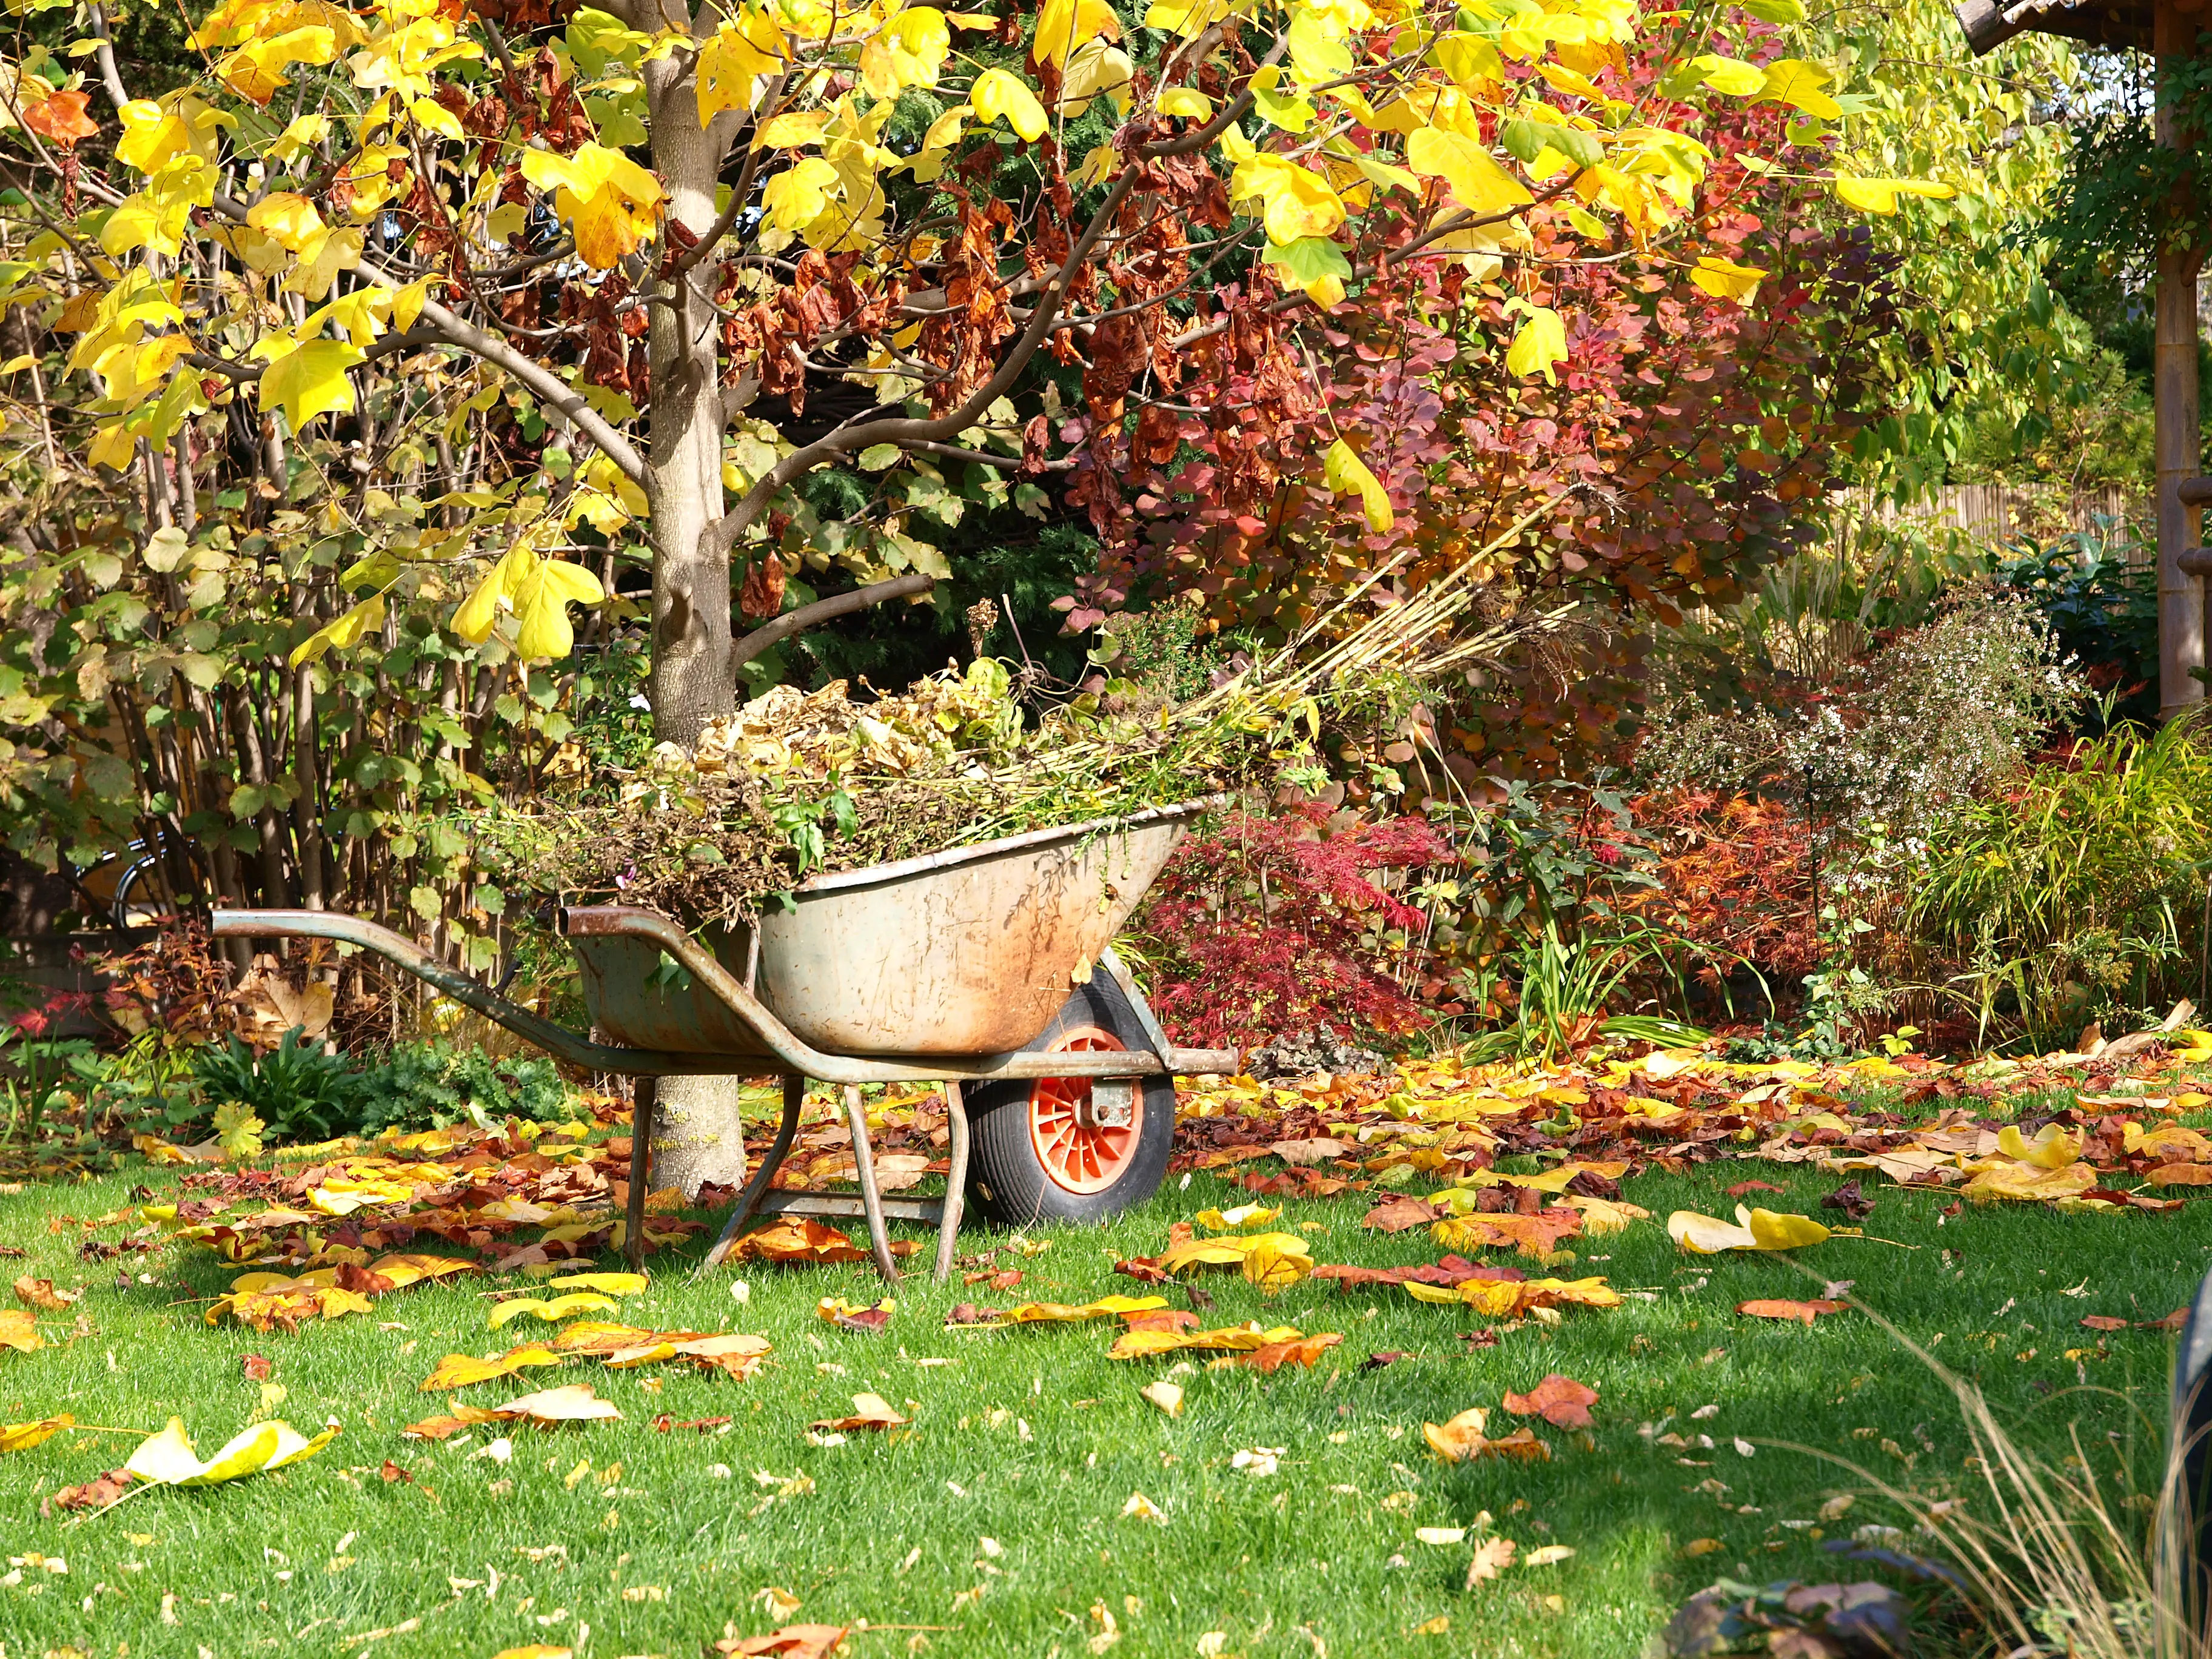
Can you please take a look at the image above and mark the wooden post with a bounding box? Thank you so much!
[2157,0,2206,718]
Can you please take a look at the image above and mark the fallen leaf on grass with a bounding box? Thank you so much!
[1559,1196,1650,1236]
[1415,1526,1466,1544]
[728,1220,870,1265]
[1272,1137,1354,1166]
[1195,1204,1279,1230]
[2080,1315,2132,1332]
[963,1269,1022,1290]
[0,1310,42,1352]
[540,1272,648,1296]
[497,1384,622,1425]
[605,1332,773,1378]
[125,1415,340,1488]
[1364,1352,1410,1370]
[1210,1332,1343,1373]
[1141,1381,1183,1416]
[1466,1536,1518,1585]
[1738,1298,1849,1325]
[1523,1544,1577,1567]
[714,1625,848,1658]
[1403,1277,1621,1318]
[1159,1231,1314,1290]
[488,1293,618,1329]
[43,1469,133,1515]
[368,1254,476,1289]
[13,1275,79,1310]
[1109,1321,1329,1362]
[547,1322,660,1355]
[491,1646,574,1659]
[1502,1374,1598,1430]
[241,1354,272,1382]
[205,1270,376,1332]
[1430,1211,1583,1258]
[949,1295,1167,1330]
[420,1347,563,1392]
[1362,1196,1441,1233]
[1725,1180,1786,1198]
[808,1393,907,1434]
[0,1413,74,1452]
[817,1297,894,1334]
[1667,1206,1831,1254]
[1423,1406,1550,1463]
[1121,1491,1167,1523]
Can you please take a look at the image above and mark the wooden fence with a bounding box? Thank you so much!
[1837,484,2153,565]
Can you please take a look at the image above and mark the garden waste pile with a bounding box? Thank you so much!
[475,570,1533,923]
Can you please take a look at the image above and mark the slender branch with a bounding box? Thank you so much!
[87,5,131,111]
[416,299,649,486]
[729,572,936,676]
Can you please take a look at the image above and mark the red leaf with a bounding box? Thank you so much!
[1501,1373,1598,1430]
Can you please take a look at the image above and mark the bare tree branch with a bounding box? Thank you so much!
[729,571,936,677]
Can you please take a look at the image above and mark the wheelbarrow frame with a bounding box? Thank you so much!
[209,903,1235,1285]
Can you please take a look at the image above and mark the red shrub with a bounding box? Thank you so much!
[1627,792,1820,980]
[1134,807,1452,1048]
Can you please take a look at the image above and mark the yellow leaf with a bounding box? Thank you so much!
[1758,59,1841,121]
[697,16,784,125]
[754,110,829,149]
[1997,1124,2081,1169]
[0,1413,73,1452]
[115,93,223,174]
[126,1416,338,1487]
[420,1347,562,1392]
[1688,255,1766,304]
[1832,175,1956,215]
[1157,87,1212,119]
[488,1292,618,1329]
[288,594,387,668]
[520,143,665,270]
[510,558,605,661]
[1322,437,1392,532]
[1668,1205,1831,1253]
[543,1272,646,1296]
[1405,126,1533,216]
[258,338,363,432]
[762,158,840,231]
[971,68,1048,141]
[1691,54,1766,96]
[453,543,538,645]
[1033,0,1120,69]
[883,5,953,86]
[1228,153,1346,244]
[1429,33,1504,92]
[1504,306,1567,384]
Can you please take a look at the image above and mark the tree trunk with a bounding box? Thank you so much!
[640,41,749,1198]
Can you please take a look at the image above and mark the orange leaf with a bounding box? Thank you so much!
[23,90,98,150]
[729,1219,869,1264]
[1501,1373,1598,1429]
[1737,1298,1849,1326]
[714,1627,849,1658]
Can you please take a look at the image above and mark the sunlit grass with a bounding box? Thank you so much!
[0,1127,2202,1657]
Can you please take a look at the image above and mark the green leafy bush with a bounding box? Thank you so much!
[190,1030,374,1146]
[187,1031,576,1145]
[354,1042,574,1135]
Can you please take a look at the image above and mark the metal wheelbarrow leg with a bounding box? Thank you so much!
[700,1076,973,1285]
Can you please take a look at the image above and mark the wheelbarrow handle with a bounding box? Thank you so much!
[208,909,714,1076]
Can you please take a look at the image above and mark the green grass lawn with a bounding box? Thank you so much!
[0,1115,2203,1659]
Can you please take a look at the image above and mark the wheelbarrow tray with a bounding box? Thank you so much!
[571,800,1204,1058]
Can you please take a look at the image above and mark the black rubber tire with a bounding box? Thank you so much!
[963,977,1177,1227]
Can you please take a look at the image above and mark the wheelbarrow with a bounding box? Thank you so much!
[210,801,1236,1284]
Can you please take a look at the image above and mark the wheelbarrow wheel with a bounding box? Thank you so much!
[964,977,1176,1227]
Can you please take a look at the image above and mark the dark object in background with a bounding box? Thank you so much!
[1657,1577,1915,1657]
[2172,1265,2212,1629]
[1995,531,2159,731]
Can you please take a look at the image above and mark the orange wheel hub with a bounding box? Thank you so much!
[1028,1025,1140,1194]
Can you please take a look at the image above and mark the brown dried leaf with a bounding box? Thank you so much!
[1361,1196,1441,1233]
[42,1467,133,1515]
[714,1625,849,1658]
[13,1275,79,1310]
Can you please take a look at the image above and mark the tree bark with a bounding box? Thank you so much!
[640,33,751,1198]
[2157,4,2205,719]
